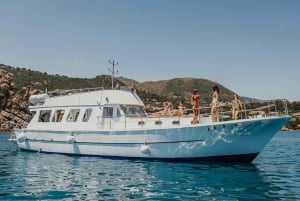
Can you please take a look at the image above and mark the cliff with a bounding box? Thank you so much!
[0,69,39,131]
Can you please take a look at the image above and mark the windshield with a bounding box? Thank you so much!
[121,105,147,117]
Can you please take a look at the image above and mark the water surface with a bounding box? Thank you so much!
[0,131,299,200]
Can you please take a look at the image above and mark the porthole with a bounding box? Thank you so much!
[172,120,180,125]
[155,120,163,125]
[138,121,145,125]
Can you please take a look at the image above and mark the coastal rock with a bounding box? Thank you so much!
[0,93,7,108]
[0,70,33,131]
[0,70,14,89]
[9,87,32,110]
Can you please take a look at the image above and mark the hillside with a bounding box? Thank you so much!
[0,64,236,104]
[1,63,300,130]
[137,77,235,104]
[0,64,113,90]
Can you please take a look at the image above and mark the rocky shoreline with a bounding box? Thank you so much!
[0,69,39,131]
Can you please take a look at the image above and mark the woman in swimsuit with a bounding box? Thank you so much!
[210,85,220,122]
[178,101,186,114]
[191,89,200,124]
[232,94,242,120]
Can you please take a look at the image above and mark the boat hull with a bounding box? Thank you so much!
[14,116,291,162]
[19,148,259,163]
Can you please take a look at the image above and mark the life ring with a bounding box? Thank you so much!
[66,135,75,144]
[140,144,150,154]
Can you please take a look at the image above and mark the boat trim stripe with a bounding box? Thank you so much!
[25,138,204,145]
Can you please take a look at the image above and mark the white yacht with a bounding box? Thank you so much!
[11,87,291,162]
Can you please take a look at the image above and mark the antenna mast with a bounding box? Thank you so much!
[108,59,119,89]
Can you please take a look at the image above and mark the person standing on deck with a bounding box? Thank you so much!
[232,94,242,120]
[191,89,200,124]
[114,82,120,90]
[178,101,186,115]
[211,85,220,122]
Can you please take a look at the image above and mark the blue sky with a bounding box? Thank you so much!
[0,0,299,101]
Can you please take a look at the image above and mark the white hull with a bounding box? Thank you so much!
[14,116,290,162]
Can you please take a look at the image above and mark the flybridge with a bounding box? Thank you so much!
[47,87,104,97]
[29,87,104,105]
[28,87,144,111]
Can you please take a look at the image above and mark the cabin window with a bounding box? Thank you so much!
[66,109,80,122]
[103,107,113,118]
[52,110,65,122]
[123,105,147,117]
[137,106,147,117]
[126,106,137,117]
[38,110,51,122]
[29,111,37,122]
[82,108,92,122]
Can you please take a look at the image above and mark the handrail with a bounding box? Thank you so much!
[145,99,289,122]
[101,99,289,129]
[47,87,104,97]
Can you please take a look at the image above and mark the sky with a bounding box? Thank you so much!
[0,0,299,101]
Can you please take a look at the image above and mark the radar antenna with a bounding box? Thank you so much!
[108,59,119,89]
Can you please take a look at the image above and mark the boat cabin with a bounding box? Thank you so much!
[27,88,150,131]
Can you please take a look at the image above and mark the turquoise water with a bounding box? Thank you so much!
[0,131,299,201]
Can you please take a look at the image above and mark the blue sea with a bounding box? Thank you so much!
[0,131,299,201]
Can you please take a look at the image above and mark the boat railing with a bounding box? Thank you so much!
[100,99,289,129]
[138,99,289,126]
[199,98,289,121]
[47,87,104,97]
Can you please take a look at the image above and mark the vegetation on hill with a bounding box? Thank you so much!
[1,64,234,102]
[0,64,114,91]
[0,64,236,106]
[1,63,299,130]
[137,77,234,104]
